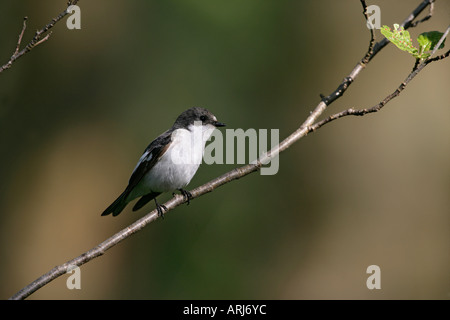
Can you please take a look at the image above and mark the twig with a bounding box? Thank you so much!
[320,0,435,107]
[0,0,80,74]
[9,0,441,300]
[310,55,449,131]
[311,26,450,132]
[410,0,435,27]
[14,17,28,56]
[368,0,434,63]
[361,0,376,65]
[428,25,450,59]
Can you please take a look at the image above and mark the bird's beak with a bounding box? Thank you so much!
[214,121,226,127]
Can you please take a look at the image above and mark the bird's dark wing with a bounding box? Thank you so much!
[124,128,173,194]
[101,128,173,217]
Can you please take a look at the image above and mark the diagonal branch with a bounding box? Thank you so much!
[311,25,450,131]
[0,0,80,74]
[361,0,376,65]
[368,0,434,63]
[9,0,443,300]
[410,0,435,28]
[310,53,450,132]
[428,25,450,58]
[14,17,28,56]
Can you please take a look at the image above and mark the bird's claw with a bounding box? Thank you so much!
[155,199,167,219]
[178,189,193,205]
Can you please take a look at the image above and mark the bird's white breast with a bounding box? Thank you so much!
[139,123,216,193]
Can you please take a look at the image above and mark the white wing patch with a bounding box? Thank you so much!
[132,149,153,175]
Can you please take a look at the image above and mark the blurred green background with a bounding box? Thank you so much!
[1,0,449,300]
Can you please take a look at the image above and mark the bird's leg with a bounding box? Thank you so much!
[178,189,193,205]
[154,198,167,219]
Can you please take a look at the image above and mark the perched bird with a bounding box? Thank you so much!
[102,107,225,217]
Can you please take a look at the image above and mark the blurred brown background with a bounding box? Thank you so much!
[0,0,449,300]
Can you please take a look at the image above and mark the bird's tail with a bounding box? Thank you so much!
[101,191,129,217]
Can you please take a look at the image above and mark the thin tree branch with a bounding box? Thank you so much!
[361,0,375,65]
[320,0,434,107]
[428,25,450,58]
[0,0,80,74]
[14,17,28,56]
[427,48,450,63]
[311,25,450,130]
[310,53,450,132]
[368,0,434,63]
[410,0,435,28]
[9,0,442,300]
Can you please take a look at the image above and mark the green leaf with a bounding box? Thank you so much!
[381,24,447,60]
[417,31,446,58]
[380,24,419,58]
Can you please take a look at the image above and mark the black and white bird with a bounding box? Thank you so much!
[102,107,225,217]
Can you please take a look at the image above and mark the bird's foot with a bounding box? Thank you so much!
[154,199,167,219]
[178,188,193,205]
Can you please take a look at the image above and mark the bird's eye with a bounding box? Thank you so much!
[200,115,207,122]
